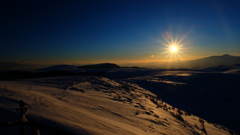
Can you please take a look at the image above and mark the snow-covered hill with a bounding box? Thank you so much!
[0,74,236,135]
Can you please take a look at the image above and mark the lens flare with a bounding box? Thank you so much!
[158,31,187,61]
[170,46,178,52]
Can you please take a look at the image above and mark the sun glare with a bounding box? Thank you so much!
[158,31,187,61]
[170,46,178,52]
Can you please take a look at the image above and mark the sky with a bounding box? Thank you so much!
[1,0,240,66]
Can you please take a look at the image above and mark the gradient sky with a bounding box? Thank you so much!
[1,0,240,65]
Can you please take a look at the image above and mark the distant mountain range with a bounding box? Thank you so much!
[185,54,240,68]
[142,54,240,69]
[0,61,26,71]
[0,61,41,71]
[78,63,120,69]
[0,54,240,71]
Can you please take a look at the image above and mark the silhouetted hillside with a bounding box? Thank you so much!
[78,63,120,69]
[129,54,240,69]
[144,54,240,69]
[37,65,81,72]
[186,54,240,68]
[0,70,83,80]
[0,61,26,71]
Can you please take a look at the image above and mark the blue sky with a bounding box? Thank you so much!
[1,0,240,65]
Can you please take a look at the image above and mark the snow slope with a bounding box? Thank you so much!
[0,75,235,135]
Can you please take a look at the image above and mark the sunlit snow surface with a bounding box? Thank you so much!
[0,69,238,135]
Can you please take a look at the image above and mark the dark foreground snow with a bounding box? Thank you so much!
[0,69,238,135]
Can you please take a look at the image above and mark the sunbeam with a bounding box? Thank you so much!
[158,31,188,61]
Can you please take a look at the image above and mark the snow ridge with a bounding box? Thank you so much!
[0,75,236,135]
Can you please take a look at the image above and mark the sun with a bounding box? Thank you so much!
[170,46,178,52]
[157,31,187,61]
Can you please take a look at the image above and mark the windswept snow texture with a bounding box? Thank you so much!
[0,70,238,134]
[121,70,240,133]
